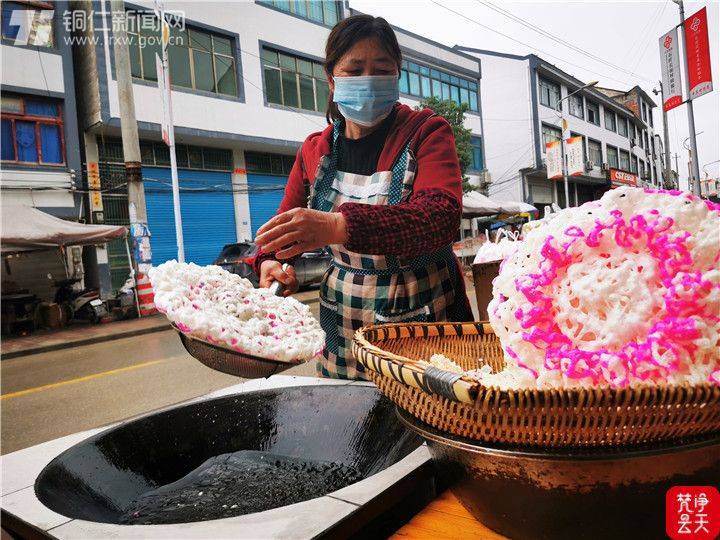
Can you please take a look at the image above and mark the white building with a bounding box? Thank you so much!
[456,48,664,211]
[73,0,484,290]
[1,1,85,300]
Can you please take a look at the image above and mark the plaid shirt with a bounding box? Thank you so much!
[253,188,460,273]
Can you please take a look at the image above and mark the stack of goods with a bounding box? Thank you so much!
[487,187,719,389]
[149,261,324,363]
[355,187,720,446]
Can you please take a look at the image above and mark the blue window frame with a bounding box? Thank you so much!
[400,59,479,111]
[470,136,484,171]
[260,1,340,26]
[1,94,64,165]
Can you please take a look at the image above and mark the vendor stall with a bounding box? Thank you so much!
[1,206,130,333]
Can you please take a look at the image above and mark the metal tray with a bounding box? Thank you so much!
[175,326,303,379]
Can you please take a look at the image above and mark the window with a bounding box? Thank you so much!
[470,136,483,170]
[606,146,618,169]
[641,102,647,122]
[258,1,340,26]
[541,124,562,153]
[588,139,602,167]
[638,129,644,148]
[539,78,561,110]
[400,60,479,112]
[639,160,646,179]
[649,108,654,127]
[262,48,328,112]
[586,101,600,125]
[631,155,638,173]
[618,117,628,137]
[139,141,232,170]
[245,152,296,175]
[1,1,54,47]
[569,94,583,118]
[604,108,616,132]
[644,131,649,151]
[1,94,64,164]
[619,149,630,171]
[128,14,237,97]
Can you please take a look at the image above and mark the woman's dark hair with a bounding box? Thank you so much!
[324,15,402,124]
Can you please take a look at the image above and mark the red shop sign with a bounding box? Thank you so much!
[609,168,638,186]
[684,7,713,100]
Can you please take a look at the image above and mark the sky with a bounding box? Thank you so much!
[350,0,720,190]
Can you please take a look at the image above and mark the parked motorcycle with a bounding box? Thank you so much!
[51,276,108,324]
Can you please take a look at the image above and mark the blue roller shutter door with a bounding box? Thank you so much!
[247,173,287,238]
[144,167,236,265]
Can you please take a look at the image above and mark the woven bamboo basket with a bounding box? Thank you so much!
[353,321,720,447]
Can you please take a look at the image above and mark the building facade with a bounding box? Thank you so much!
[72,0,484,291]
[457,47,664,212]
[1,0,84,300]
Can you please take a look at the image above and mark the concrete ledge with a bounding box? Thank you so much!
[1,375,432,540]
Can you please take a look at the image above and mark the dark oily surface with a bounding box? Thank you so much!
[398,409,720,540]
[119,450,362,524]
[36,386,421,524]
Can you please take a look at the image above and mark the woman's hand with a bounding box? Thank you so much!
[255,208,348,260]
[259,260,298,297]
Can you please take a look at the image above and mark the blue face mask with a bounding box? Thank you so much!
[332,75,399,127]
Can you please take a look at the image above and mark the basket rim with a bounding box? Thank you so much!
[396,407,720,459]
[354,321,719,403]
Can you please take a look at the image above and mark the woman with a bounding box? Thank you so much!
[254,14,472,380]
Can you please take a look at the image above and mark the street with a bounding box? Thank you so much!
[1,284,478,455]
[0,293,320,455]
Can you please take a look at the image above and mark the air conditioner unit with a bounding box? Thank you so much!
[630,138,637,147]
[478,171,491,185]
[602,163,609,171]
[584,160,594,172]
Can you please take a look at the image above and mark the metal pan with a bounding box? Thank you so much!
[173,265,306,379]
[174,327,303,379]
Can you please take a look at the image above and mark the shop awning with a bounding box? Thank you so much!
[1,205,127,253]
[462,192,538,217]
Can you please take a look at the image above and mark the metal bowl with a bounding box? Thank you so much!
[175,327,304,379]
[398,408,720,540]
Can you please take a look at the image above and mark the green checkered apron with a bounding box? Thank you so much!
[310,122,462,380]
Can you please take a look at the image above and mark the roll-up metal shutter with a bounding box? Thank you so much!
[144,167,236,265]
[247,173,287,238]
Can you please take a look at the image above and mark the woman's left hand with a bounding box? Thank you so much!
[255,208,348,260]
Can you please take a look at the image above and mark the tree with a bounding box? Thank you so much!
[416,96,476,193]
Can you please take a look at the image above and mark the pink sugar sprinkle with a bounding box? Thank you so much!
[512,208,716,387]
[268,313,277,320]
[192,304,199,310]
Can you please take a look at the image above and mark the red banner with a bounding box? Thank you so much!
[684,7,713,100]
[609,168,638,187]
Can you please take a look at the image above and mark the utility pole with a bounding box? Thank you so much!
[673,0,702,196]
[556,81,598,208]
[652,82,673,189]
[110,0,152,312]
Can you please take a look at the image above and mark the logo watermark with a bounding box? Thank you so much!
[2,6,186,48]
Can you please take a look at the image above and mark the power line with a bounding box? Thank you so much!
[431,0,647,88]
[629,2,668,75]
[476,1,655,85]
[626,1,665,73]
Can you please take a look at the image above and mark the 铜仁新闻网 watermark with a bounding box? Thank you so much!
[2,5,185,48]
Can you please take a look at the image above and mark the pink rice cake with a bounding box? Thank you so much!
[485,187,720,389]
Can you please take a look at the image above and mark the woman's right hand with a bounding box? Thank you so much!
[259,260,299,297]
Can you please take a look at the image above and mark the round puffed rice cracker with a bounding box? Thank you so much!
[486,187,720,389]
[149,261,325,362]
